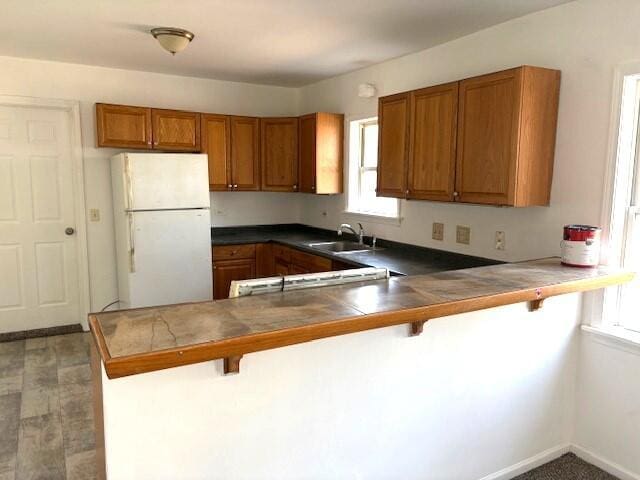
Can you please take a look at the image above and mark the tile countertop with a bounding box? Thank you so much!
[90,258,634,379]
[210,224,500,276]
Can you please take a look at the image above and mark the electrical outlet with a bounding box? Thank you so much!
[89,209,100,222]
[432,222,444,241]
[495,231,506,250]
[456,225,471,245]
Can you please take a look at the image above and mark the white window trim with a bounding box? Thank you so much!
[344,114,401,222]
[583,61,640,347]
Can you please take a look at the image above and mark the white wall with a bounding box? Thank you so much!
[102,296,581,480]
[0,55,300,312]
[210,191,301,227]
[573,332,640,478]
[297,0,640,263]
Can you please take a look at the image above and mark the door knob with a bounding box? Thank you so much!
[65,227,75,235]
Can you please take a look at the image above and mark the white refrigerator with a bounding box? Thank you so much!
[111,153,212,309]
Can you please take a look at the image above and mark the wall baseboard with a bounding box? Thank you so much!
[477,444,571,480]
[0,323,84,342]
[477,443,640,480]
[572,444,640,480]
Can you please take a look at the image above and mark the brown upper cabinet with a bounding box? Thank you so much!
[377,65,560,207]
[96,104,152,149]
[97,102,346,196]
[456,66,560,206]
[151,109,201,151]
[299,113,344,194]
[201,115,260,191]
[407,82,458,202]
[230,116,261,191]
[261,117,299,192]
[377,93,410,198]
[201,114,231,191]
[96,104,200,151]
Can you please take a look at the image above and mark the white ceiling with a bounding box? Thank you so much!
[2,0,572,87]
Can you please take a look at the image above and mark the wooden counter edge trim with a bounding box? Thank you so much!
[89,316,112,363]
[90,340,107,480]
[97,270,633,379]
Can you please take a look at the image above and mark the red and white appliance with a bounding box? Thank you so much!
[561,225,602,267]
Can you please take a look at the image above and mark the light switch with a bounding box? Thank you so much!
[89,209,100,222]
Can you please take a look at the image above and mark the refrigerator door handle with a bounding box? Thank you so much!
[124,154,134,210]
[128,212,136,273]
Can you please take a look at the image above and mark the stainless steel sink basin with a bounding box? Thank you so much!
[306,241,380,254]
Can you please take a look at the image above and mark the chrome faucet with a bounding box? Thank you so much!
[337,223,365,244]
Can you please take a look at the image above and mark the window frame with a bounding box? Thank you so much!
[590,63,640,334]
[345,115,400,223]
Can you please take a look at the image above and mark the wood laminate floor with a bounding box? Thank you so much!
[0,333,96,480]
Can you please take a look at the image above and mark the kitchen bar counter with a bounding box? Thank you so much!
[90,258,633,379]
[211,224,499,275]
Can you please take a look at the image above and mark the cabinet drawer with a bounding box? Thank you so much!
[272,244,291,263]
[290,250,332,272]
[213,244,256,261]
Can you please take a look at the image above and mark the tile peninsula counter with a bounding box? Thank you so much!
[89,258,633,480]
[90,258,631,379]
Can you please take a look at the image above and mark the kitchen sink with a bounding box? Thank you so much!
[306,241,381,254]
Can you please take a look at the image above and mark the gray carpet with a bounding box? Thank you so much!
[513,453,619,480]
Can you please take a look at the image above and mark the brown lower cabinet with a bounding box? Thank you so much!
[212,258,256,300]
[212,243,343,299]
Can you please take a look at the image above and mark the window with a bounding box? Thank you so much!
[603,71,640,332]
[346,117,399,219]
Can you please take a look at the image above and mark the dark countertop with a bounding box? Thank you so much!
[90,258,634,378]
[210,224,500,276]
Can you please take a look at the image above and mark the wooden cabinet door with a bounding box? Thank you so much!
[255,243,274,277]
[151,109,201,151]
[289,264,309,275]
[456,68,522,205]
[201,114,231,191]
[261,118,299,192]
[230,116,260,191]
[298,114,316,193]
[274,260,290,276]
[407,82,458,201]
[377,93,410,198]
[96,104,152,149]
[213,258,256,300]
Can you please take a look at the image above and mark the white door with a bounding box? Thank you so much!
[0,105,82,333]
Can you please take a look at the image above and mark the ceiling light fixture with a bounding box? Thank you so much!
[358,83,377,98]
[150,27,195,55]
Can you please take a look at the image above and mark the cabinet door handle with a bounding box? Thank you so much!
[453,191,459,197]
[234,184,238,188]
[227,184,233,189]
